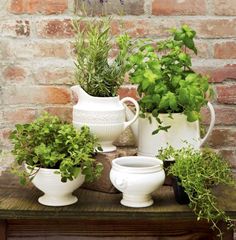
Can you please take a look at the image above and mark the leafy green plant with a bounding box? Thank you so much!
[128,25,212,133]
[159,146,235,239]
[10,113,103,184]
[73,18,132,97]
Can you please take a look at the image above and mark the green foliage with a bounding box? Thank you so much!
[73,18,132,97]
[10,113,103,184]
[128,25,212,133]
[159,146,235,239]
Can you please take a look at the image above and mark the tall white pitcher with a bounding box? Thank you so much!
[126,102,215,157]
[71,85,140,152]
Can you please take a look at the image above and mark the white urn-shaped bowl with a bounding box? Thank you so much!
[27,166,85,206]
[110,156,165,208]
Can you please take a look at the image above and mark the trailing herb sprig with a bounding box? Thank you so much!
[159,146,235,239]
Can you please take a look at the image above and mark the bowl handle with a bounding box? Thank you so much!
[200,102,215,147]
[115,177,127,190]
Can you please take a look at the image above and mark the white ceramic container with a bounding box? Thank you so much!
[110,156,165,208]
[26,166,85,206]
[126,102,215,157]
[71,85,140,153]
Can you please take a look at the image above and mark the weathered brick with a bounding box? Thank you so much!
[2,40,69,59]
[35,65,75,85]
[216,85,236,104]
[201,106,236,125]
[182,19,236,38]
[111,18,178,37]
[0,128,12,147]
[75,0,144,16]
[152,0,206,15]
[9,0,68,14]
[2,65,27,82]
[214,41,236,59]
[207,128,236,148]
[213,0,236,16]
[194,64,236,83]
[36,19,73,38]
[4,108,36,124]
[40,107,72,123]
[218,149,236,168]
[2,86,71,105]
[0,20,30,38]
[186,41,210,58]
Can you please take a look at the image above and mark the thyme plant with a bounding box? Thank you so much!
[159,146,235,239]
[73,18,132,97]
[10,113,103,184]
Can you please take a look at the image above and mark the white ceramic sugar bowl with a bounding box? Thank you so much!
[110,156,165,208]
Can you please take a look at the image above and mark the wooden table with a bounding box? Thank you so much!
[0,173,235,240]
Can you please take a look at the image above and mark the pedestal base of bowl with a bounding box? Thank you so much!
[38,194,78,207]
[121,194,153,208]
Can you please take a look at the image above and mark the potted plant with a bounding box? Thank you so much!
[159,146,235,238]
[126,25,215,157]
[71,18,139,152]
[10,113,103,206]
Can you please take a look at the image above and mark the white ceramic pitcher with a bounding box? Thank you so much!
[71,85,140,152]
[126,102,215,157]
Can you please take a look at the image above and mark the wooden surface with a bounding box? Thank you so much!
[0,173,235,239]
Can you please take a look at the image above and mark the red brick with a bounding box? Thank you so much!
[4,108,36,124]
[201,106,236,125]
[207,128,236,148]
[2,65,27,81]
[9,0,67,14]
[9,0,24,13]
[216,85,236,104]
[35,66,74,85]
[118,85,139,100]
[36,19,73,38]
[2,86,71,105]
[182,19,236,38]
[214,41,236,59]
[213,0,236,16]
[152,0,206,15]
[41,107,72,123]
[194,64,236,83]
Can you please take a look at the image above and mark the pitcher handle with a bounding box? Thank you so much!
[200,102,215,147]
[120,97,140,130]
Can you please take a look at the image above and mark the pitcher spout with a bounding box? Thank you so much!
[71,85,91,102]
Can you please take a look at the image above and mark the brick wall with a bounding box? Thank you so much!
[0,0,236,172]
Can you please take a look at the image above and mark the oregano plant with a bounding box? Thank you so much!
[10,113,103,184]
[128,25,213,134]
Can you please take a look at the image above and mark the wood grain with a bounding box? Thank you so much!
[0,220,7,240]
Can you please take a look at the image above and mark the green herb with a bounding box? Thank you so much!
[128,25,212,133]
[10,113,103,184]
[159,146,235,239]
[73,18,132,97]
